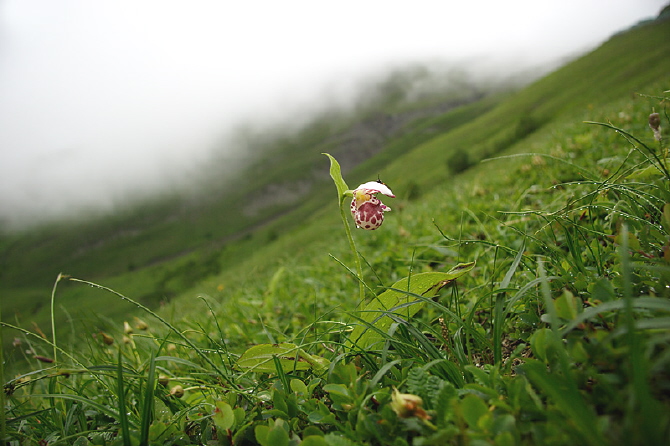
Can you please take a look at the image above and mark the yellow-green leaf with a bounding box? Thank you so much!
[212,401,235,431]
[323,153,350,204]
[348,262,475,349]
[555,289,581,320]
[626,164,664,180]
[237,343,329,374]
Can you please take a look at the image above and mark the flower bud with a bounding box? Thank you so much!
[134,317,149,331]
[390,387,430,420]
[649,112,662,141]
[99,332,115,345]
[170,385,185,398]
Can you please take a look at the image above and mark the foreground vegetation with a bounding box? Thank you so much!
[2,15,670,446]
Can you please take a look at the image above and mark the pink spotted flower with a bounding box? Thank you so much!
[350,181,395,230]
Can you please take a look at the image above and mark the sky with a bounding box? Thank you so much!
[0,0,666,230]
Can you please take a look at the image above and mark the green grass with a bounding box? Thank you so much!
[2,16,670,445]
[4,20,668,345]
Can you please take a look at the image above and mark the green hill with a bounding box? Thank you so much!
[2,15,669,340]
[3,17,668,338]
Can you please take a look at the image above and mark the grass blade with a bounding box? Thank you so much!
[117,348,132,446]
[348,264,475,349]
[494,242,525,365]
[67,278,235,387]
[618,224,662,443]
[139,352,157,446]
[521,360,604,446]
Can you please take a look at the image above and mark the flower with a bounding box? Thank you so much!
[350,181,395,230]
[390,387,431,420]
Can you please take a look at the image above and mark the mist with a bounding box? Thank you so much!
[0,0,665,230]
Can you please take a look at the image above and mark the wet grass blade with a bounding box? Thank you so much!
[68,277,236,387]
[139,352,157,446]
[117,348,132,446]
[521,360,604,446]
[493,242,525,365]
[618,225,663,443]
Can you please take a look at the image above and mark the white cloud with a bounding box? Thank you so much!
[0,0,665,228]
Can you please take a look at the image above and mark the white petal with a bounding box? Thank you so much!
[355,181,395,197]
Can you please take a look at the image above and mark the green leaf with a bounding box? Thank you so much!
[529,328,552,363]
[237,343,329,374]
[272,389,289,415]
[254,425,270,446]
[434,381,457,422]
[290,378,309,395]
[614,230,641,251]
[348,263,475,349]
[213,400,235,431]
[662,203,670,233]
[322,383,353,408]
[301,436,329,446]
[588,278,615,302]
[626,163,665,180]
[307,400,337,425]
[323,433,360,446]
[266,419,290,446]
[255,419,290,446]
[520,359,604,446]
[323,153,350,204]
[460,394,488,428]
[554,289,580,320]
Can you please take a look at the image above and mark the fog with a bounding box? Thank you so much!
[0,0,665,230]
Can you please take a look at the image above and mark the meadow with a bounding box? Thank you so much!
[1,15,670,445]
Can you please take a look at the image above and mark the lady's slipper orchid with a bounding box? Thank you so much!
[350,180,395,230]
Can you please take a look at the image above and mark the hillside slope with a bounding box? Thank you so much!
[1,15,669,348]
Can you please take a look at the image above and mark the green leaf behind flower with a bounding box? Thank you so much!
[323,153,350,204]
[348,262,475,350]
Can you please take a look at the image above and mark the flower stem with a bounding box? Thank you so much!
[339,198,365,303]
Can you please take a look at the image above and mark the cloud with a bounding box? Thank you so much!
[0,0,665,229]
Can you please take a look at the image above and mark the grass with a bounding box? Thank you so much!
[2,16,670,445]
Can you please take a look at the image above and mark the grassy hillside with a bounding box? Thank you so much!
[0,67,498,338]
[2,14,670,445]
[2,18,668,345]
